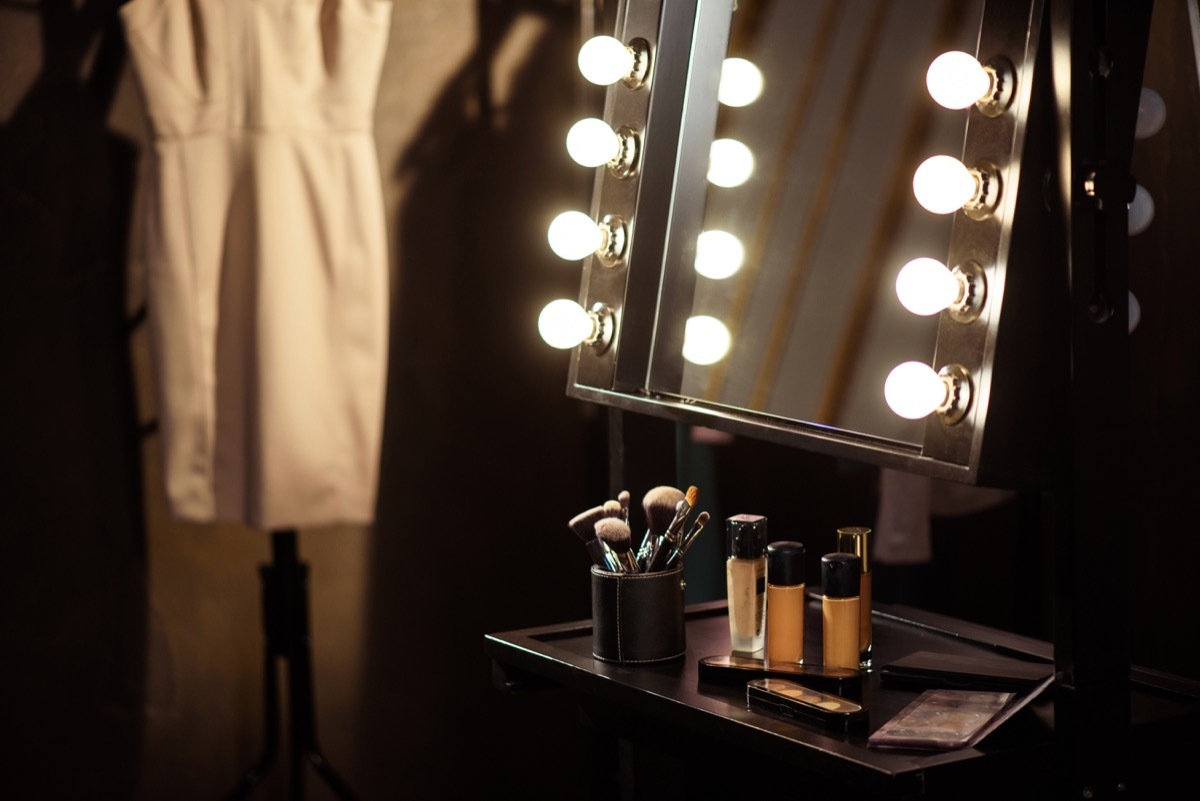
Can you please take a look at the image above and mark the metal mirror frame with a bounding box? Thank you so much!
[565,0,1056,488]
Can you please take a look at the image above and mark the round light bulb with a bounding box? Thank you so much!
[708,138,755,188]
[913,155,977,214]
[578,36,635,86]
[884,361,948,420]
[1128,291,1141,334]
[566,118,620,168]
[694,230,745,279]
[896,257,960,316]
[1135,88,1166,139]
[682,315,732,365]
[538,299,594,349]
[926,51,992,110]
[1128,184,1154,236]
[718,57,764,107]
[547,211,604,261]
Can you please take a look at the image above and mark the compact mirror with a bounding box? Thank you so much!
[565,0,1053,485]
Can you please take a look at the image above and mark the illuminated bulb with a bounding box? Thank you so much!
[913,155,978,215]
[694,230,745,279]
[566,118,620,168]
[718,58,764,107]
[895,258,960,316]
[538,299,596,349]
[708,138,755,188]
[1128,184,1154,236]
[1128,291,1141,334]
[547,211,605,260]
[1135,88,1166,139]
[884,361,949,420]
[926,51,992,110]
[578,36,636,86]
[683,315,731,365]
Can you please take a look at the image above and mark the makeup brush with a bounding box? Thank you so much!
[603,499,624,518]
[595,517,639,573]
[664,510,710,569]
[569,505,617,569]
[617,490,630,523]
[647,485,699,572]
[639,485,685,566]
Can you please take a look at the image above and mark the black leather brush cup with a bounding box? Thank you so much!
[590,565,686,665]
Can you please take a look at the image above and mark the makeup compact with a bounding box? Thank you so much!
[698,654,862,697]
[746,678,869,732]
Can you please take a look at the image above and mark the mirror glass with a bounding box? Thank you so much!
[653,0,985,445]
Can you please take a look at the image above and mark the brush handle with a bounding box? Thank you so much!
[664,512,709,569]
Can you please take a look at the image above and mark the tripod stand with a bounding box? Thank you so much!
[225,529,357,800]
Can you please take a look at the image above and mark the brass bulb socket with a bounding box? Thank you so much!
[935,363,973,425]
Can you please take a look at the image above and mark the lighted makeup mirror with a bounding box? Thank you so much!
[558,0,1059,486]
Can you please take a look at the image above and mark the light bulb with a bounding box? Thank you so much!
[884,361,948,420]
[913,155,978,214]
[708,138,755,188]
[547,211,604,261]
[1135,88,1166,139]
[1128,184,1154,236]
[718,58,763,107]
[682,315,731,365]
[694,230,745,279]
[566,118,620,168]
[896,258,960,316]
[578,36,635,86]
[538,299,596,349]
[926,51,992,110]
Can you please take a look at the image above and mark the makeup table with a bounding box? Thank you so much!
[484,598,1200,800]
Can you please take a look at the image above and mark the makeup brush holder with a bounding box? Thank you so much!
[590,565,686,665]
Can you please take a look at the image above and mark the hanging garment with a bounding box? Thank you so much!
[120,0,393,529]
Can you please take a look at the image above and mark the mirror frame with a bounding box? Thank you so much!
[565,0,1059,488]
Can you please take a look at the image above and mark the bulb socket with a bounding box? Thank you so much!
[977,56,1016,118]
[623,38,652,89]
[585,303,615,352]
[608,127,641,179]
[935,363,973,425]
[948,260,987,324]
[964,161,1002,221]
[596,215,628,266]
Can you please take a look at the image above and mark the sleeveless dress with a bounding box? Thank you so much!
[120,0,393,530]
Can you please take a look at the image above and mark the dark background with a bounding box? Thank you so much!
[0,1,1196,798]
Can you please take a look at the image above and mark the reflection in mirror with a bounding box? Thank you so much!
[669,0,985,445]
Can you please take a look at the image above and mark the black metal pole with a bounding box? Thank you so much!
[224,529,357,801]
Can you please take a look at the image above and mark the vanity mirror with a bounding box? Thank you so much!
[557,0,1059,486]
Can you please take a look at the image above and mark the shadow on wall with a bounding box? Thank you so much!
[357,2,608,798]
[0,0,148,798]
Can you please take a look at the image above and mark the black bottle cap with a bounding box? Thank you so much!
[821,553,861,599]
[767,541,805,587]
[726,514,767,559]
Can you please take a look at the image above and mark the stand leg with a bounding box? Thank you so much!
[224,530,358,800]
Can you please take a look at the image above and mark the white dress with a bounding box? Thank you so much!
[120,0,393,530]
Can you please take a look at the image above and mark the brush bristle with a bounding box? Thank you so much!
[568,505,607,541]
[595,517,632,552]
[603,499,623,517]
[643,485,685,536]
[618,490,630,508]
[685,485,699,508]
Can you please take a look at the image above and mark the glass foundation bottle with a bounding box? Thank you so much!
[821,552,862,671]
[836,526,872,668]
[766,541,806,665]
[726,514,768,656]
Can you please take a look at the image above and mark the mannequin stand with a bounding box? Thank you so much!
[225,529,357,801]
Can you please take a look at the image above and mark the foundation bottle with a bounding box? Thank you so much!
[836,526,872,668]
[821,552,861,671]
[766,540,806,665]
[726,514,768,656]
